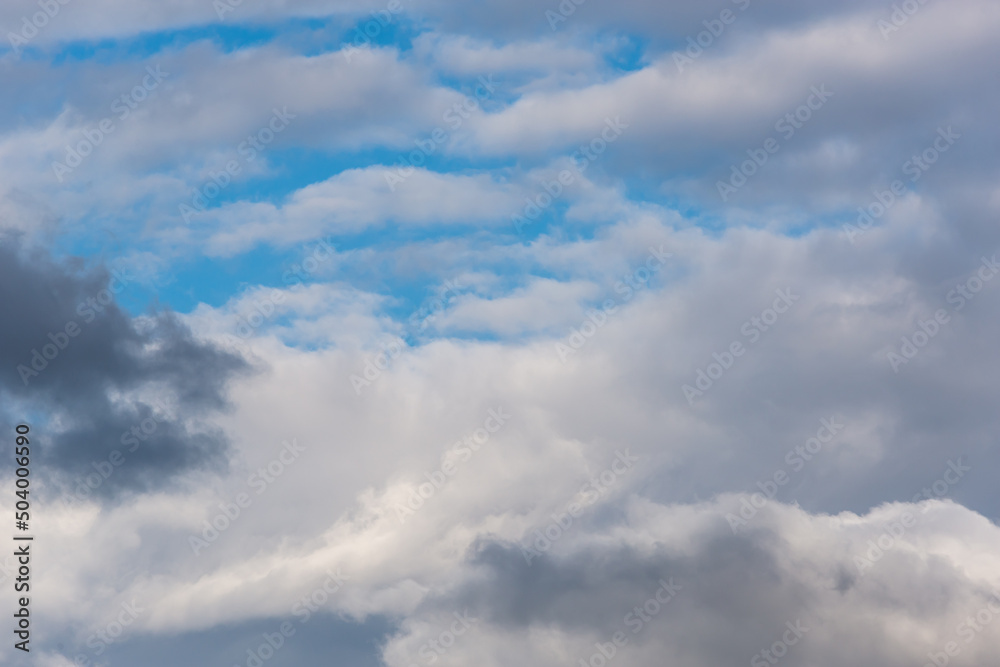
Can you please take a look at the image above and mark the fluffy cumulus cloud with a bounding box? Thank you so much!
[0,0,998,666]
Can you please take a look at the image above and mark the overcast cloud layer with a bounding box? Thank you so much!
[1,1,999,666]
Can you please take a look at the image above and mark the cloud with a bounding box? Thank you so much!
[411,33,600,76]
[378,497,1000,667]
[0,237,250,499]
[5,1,1000,665]
[200,167,526,255]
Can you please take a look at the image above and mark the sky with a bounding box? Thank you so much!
[1,0,1000,665]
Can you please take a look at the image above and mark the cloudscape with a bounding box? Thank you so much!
[1,0,999,665]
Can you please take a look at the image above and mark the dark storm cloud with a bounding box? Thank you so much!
[0,236,251,498]
[457,530,789,634]
[409,520,980,667]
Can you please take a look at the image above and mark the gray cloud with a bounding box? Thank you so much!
[381,500,1000,667]
[4,2,1000,666]
[0,236,251,499]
